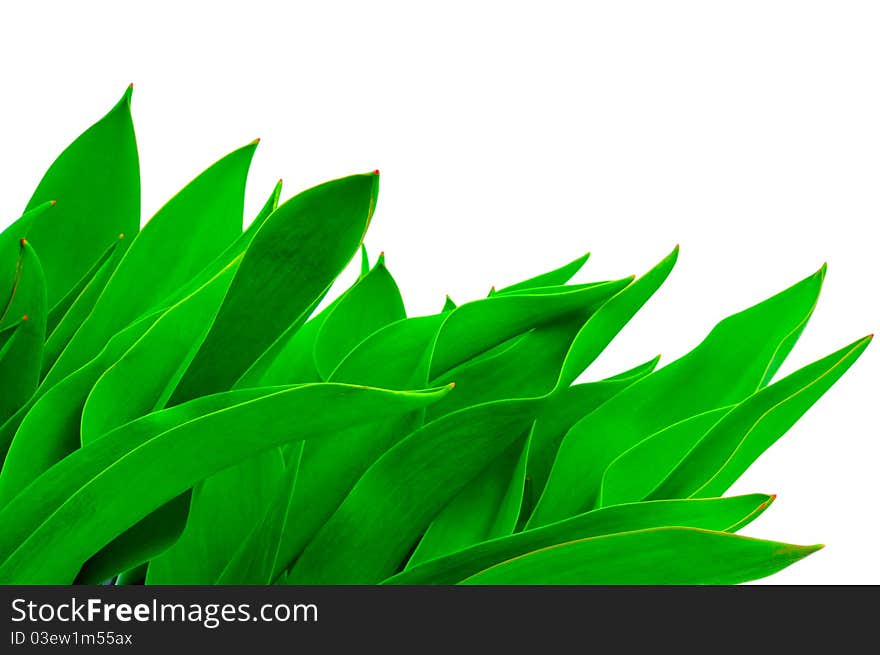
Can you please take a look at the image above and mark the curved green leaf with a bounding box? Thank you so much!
[408,430,531,568]
[171,172,379,402]
[0,382,449,583]
[599,407,732,507]
[43,141,257,388]
[0,242,46,426]
[23,87,139,306]
[384,495,774,584]
[555,246,677,389]
[42,238,123,376]
[285,399,539,584]
[530,266,827,527]
[496,251,589,295]
[315,254,405,380]
[80,259,238,443]
[649,334,872,500]
[0,312,160,505]
[460,527,821,585]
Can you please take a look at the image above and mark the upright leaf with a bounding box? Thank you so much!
[315,254,406,380]
[530,266,826,527]
[170,172,379,402]
[649,335,872,499]
[23,86,139,306]
[43,142,257,388]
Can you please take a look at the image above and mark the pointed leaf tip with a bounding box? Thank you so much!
[19,238,25,246]
[372,169,380,175]
[50,200,57,206]
[22,315,28,322]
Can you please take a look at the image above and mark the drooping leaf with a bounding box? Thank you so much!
[0,383,450,584]
[384,495,774,584]
[459,527,821,585]
[530,266,827,527]
[22,86,139,307]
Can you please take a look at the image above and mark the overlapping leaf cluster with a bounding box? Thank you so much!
[0,89,869,585]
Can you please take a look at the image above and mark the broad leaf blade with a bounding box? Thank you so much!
[385,495,774,585]
[23,87,139,307]
[649,335,872,500]
[0,383,449,584]
[459,527,821,585]
[530,266,826,527]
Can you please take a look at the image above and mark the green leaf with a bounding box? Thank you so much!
[43,141,258,388]
[0,202,55,328]
[284,399,540,584]
[526,365,658,510]
[0,239,48,337]
[315,253,406,380]
[408,430,531,568]
[46,236,121,337]
[359,244,370,278]
[555,246,678,389]
[459,527,822,584]
[22,87,139,307]
[158,178,282,310]
[0,382,450,584]
[649,335,872,500]
[529,266,827,527]
[495,251,590,295]
[145,448,287,585]
[215,448,303,584]
[429,280,631,381]
[42,239,123,377]
[0,312,160,505]
[599,407,733,507]
[0,242,46,426]
[170,172,379,402]
[427,321,578,420]
[80,259,239,443]
[384,495,774,584]
[442,295,456,312]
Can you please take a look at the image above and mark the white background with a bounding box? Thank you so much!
[1,2,876,583]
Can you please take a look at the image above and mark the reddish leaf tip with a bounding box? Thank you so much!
[372,169,380,175]
[449,382,456,389]
[50,199,57,206]
[22,315,28,322]
[19,238,26,246]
